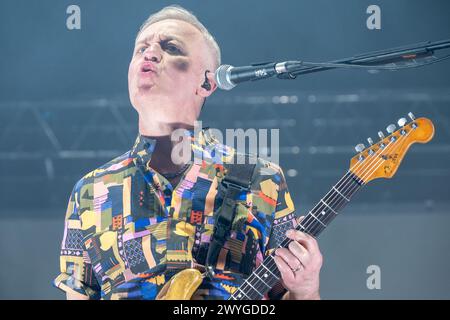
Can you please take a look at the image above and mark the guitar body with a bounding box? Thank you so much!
[156,268,203,300]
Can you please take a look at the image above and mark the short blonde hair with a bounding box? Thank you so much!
[137,5,221,70]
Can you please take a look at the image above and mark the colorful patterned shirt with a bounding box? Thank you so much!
[53,127,297,300]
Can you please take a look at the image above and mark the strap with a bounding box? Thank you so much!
[205,154,256,277]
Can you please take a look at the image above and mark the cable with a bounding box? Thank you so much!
[287,54,450,74]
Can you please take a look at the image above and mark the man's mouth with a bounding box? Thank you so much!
[141,62,157,74]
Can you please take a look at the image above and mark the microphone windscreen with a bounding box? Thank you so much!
[214,64,235,90]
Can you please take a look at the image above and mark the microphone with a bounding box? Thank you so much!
[213,39,450,90]
[214,61,298,90]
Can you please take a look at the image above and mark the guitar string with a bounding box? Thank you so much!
[231,123,415,300]
[299,125,414,238]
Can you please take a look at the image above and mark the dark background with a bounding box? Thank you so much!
[0,0,449,299]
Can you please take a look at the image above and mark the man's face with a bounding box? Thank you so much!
[128,19,212,120]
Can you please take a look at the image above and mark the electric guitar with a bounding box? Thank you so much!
[156,113,435,300]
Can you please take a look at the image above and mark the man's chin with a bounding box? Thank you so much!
[137,83,155,91]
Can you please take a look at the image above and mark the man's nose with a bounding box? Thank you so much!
[144,43,162,63]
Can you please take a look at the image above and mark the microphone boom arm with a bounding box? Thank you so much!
[278,38,450,79]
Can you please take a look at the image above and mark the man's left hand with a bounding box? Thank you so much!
[273,217,323,300]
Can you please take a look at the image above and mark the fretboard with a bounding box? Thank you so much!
[229,170,363,300]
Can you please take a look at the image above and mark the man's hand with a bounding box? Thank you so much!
[273,216,323,300]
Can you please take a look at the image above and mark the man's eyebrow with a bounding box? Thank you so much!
[135,35,186,46]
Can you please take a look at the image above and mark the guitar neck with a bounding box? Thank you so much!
[229,170,364,300]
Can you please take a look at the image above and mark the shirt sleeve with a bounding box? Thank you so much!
[53,180,101,299]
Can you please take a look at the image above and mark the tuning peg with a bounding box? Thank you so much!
[397,117,407,127]
[378,131,385,139]
[386,124,396,134]
[408,112,416,120]
[355,143,365,153]
[367,137,374,145]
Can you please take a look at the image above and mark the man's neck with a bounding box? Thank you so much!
[139,117,193,136]
[138,118,194,174]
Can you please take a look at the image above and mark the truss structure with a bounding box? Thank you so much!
[1,89,448,211]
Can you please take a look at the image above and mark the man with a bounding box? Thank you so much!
[54,5,322,300]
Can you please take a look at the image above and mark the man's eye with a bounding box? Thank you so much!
[163,43,182,54]
[137,46,147,54]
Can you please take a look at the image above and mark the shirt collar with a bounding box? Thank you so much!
[129,127,219,165]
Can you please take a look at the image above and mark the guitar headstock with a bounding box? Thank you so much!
[349,113,434,184]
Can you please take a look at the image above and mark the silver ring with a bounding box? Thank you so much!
[292,264,302,272]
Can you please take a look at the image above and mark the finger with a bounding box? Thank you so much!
[273,255,295,284]
[293,215,305,228]
[286,229,319,251]
[287,230,323,270]
[288,240,311,267]
[275,248,302,270]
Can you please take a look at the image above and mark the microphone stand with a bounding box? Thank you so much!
[276,39,450,79]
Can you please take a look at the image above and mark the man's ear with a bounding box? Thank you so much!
[197,71,217,98]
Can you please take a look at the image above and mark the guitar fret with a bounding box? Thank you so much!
[261,259,278,279]
[244,279,263,297]
[234,288,250,300]
[253,272,271,288]
[333,186,349,202]
[321,199,337,214]
[309,212,327,227]
[335,172,363,199]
